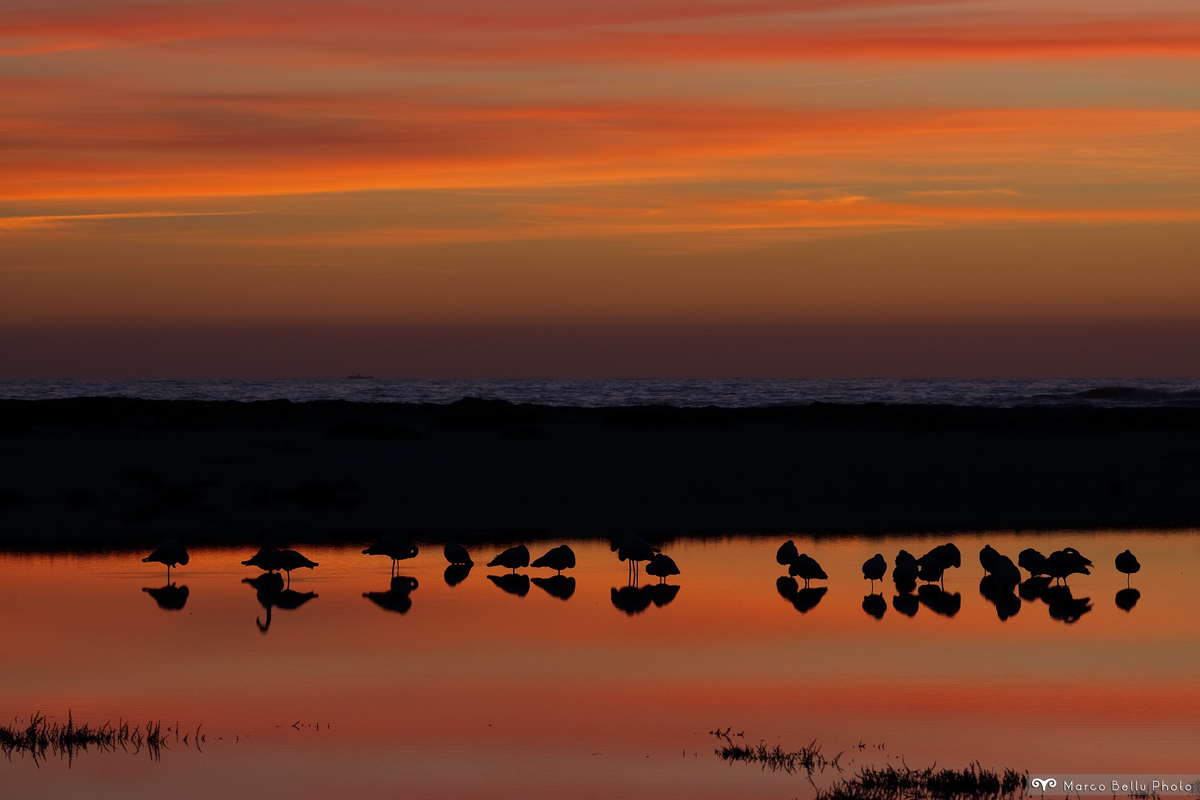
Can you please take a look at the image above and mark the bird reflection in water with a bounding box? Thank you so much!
[917,584,961,617]
[1115,588,1141,612]
[532,575,575,600]
[444,563,472,587]
[242,572,317,633]
[1019,578,1092,623]
[142,584,189,610]
[978,576,1021,621]
[364,576,419,614]
[776,576,827,614]
[610,580,679,615]
[488,573,530,597]
[892,592,919,617]
[861,593,886,620]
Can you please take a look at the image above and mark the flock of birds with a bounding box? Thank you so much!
[773,539,1142,622]
[141,535,1142,624]
[140,531,684,621]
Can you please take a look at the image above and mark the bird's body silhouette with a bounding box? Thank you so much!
[892,592,919,617]
[531,545,576,574]
[277,549,318,587]
[979,576,1021,621]
[862,553,887,591]
[1115,550,1140,586]
[893,550,918,589]
[142,539,189,581]
[242,544,283,573]
[488,545,530,573]
[532,575,576,600]
[143,584,189,610]
[776,540,800,566]
[444,563,472,586]
[444,541,473,566]
[243,574,316,633]
[1018,548,1050,578]
[917,559,944,584]
[612,533,657,583]
[979,545,1021,588]
[488,573,530,596]
[645,553,679,584]
[1046,547,1092,584]
[363,535,418,575]
[788,553,827,587]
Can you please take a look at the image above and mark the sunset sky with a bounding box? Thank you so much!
[2,0,1198,377]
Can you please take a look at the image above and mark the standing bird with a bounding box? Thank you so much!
[242,544,283,573]
[918,543,959,585]
[531,544,576,575]
[776,540,800,567]
[893,550,919,589]
[277,549,319,587]
[612,533,657,581]
[862,553,887,591]
[788,553,827,588]
[488,544,530,573]
[444,541,473,566]
[1018,548,1050,578]
[1115,550,1140,586]
[979,545,1022,588]
[142,539,189,582]
[363,535,418,576]
[645,553,680,584]
[1046,547,1092,585]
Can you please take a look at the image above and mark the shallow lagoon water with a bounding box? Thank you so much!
[2,533,1198,798]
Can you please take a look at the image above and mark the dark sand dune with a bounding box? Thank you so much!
[3,397,1200,546]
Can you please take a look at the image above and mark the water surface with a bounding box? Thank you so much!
[2,533,1197,798]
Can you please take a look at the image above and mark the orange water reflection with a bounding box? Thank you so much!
[1,532,1197,798]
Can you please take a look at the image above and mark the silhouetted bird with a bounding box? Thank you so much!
[776,540,800,566]
[892,592,919,617]
[645,553,680,584]
[531,545,576,574]
[862,554,887,591]
[918,543,960,584]
[444,563,472,586]
[142,539,189,581]
[979,576,1021,621]
[532,575,575,600]
[363,535,418,575]
[893,550,918,591]
[1018,548,1050,578]
[1115,587,1140,612]
[142,584,189,610]
[612,533,657,581]
[788,553,827,587]
[242,544,283,573]
[649,583,680,608]
[611,585,653,615]
[488,545,530,573]
[444,541,473,566]
[363,576,418,614]
[1046,547,1092,584]
[979,545,1022,588]
[277,549,318,587]
[917,584,961,617]
[1115,550,1140,586]
[917,559,944,585]
[862,593,886,620]
[488,573,530,596]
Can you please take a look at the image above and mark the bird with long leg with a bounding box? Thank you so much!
[862,553,886,592]
[363,535,418,576]
[142,540,189,582]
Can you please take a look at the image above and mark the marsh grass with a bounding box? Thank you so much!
[711,727,843,786]
[0,712,196,765]
[815,761,1025,800]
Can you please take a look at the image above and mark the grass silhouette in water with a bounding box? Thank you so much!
[0,712,187,765]
[815,761,1024,800]
[711,728,843,786]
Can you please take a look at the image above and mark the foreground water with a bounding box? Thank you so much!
[2,533,1197,799]
[4,378,1200,407]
